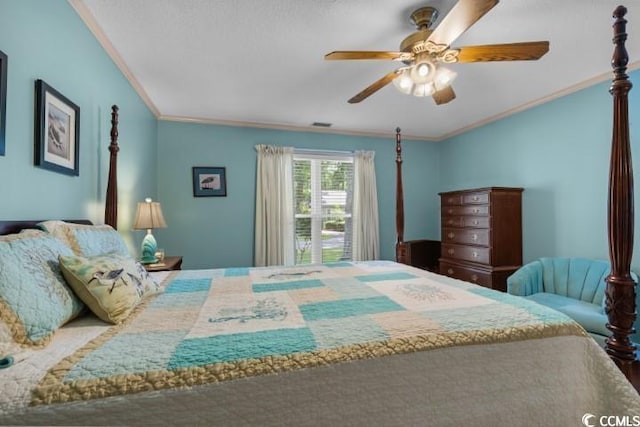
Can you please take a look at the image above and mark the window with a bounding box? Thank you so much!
[293,152,354,264]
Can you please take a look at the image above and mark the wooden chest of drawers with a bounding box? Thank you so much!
[439,187,523,292]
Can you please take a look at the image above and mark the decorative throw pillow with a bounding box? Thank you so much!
[0,230,85,346]
[38,220,130,258]
[58,253,161,324]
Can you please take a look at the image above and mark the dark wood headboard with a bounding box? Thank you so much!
[0,220,92,236]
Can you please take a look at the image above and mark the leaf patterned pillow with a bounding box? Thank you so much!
[59,253,160,324]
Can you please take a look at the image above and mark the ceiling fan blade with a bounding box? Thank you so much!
[456,41,549,62]
[325,51,412,61]
[433,86,456,105]
[348,70,401,104]
[427,0,499,47]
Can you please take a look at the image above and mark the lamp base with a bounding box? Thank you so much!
[140,254,158,264]
[140,231,158,264]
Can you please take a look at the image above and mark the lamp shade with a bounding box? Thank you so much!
[133,198,167,230]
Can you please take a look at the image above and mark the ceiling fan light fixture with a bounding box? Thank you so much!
[393,61,441,97]
[417,62,430,77]
[412,82,435,97]
[399,75,412,89]
[434,66,457,91]
[409,61,435,84]
[392,68,414,94]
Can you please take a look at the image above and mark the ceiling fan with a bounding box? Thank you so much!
[325,0,549,105]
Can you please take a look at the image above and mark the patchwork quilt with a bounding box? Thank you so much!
[32,261,585,406]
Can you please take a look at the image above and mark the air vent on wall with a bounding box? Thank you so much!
[312,122,332,128]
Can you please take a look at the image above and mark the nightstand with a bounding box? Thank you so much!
[143,256,183,272]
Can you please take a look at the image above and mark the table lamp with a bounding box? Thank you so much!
[133,198,167,264]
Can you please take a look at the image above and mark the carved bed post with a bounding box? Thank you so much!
[395,127,406,263]
[105,105,119,229]
[605,5,638,388]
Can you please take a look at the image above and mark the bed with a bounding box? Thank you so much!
[1,6,639,426]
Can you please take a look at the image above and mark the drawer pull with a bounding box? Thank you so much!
[448,232,455,239]
[471,233,478,241]
[472,196,479,201]
[447,219,454,225]
[472,251,479,258]
[472,220,479,225]
[472,208,479,213]
[471,274,478,282]
[447,268,454,275]
[448,198,454,203]
[447,249,455,255]
[448,209,453,214]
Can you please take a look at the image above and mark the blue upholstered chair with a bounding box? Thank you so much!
[507,258,629,346]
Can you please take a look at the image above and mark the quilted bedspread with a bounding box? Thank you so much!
[26,260,586,407]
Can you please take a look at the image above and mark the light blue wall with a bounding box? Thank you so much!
[156,121,440,269]
[439,70,640,272]
[0,0,157,251]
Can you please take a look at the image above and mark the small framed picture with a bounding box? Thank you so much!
[192,166,227,197]
[34,79,80,176]
[0,49,7,156]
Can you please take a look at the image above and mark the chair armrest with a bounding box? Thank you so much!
[507,261,544,296]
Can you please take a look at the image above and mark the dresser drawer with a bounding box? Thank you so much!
[442,228,490,246]
[439,261,492,287]
[441,194,463,206]
[442,205,489,216]
[442,216,463,228]
[439,261,517,292]
[442,216,490,228]
[462,191,489,205]
[442,243,490,264]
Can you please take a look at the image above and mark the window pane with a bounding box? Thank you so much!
[293,159,311,264]
[293,155,353,264]
[293,160,310,215]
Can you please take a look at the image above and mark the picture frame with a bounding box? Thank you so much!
[192,166,227,197]
[0,49,7,156]
[34,79,80,176]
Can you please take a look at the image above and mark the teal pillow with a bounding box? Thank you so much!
[0,230,85,346]
[38,220,130,258]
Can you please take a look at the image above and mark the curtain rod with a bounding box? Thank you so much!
[294,148,354,155]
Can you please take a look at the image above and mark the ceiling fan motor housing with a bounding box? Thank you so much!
[400,30,432,53]
[410,6,439,30]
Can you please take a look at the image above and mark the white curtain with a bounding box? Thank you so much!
[254,145,295,267]
[352,150,380,261]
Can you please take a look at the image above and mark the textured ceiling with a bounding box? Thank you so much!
[72,0,640,140]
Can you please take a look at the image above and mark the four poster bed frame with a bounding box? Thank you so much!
[394,5,640,390]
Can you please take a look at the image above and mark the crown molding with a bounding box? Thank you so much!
[158,115,435,141]
[436,60,640,141]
